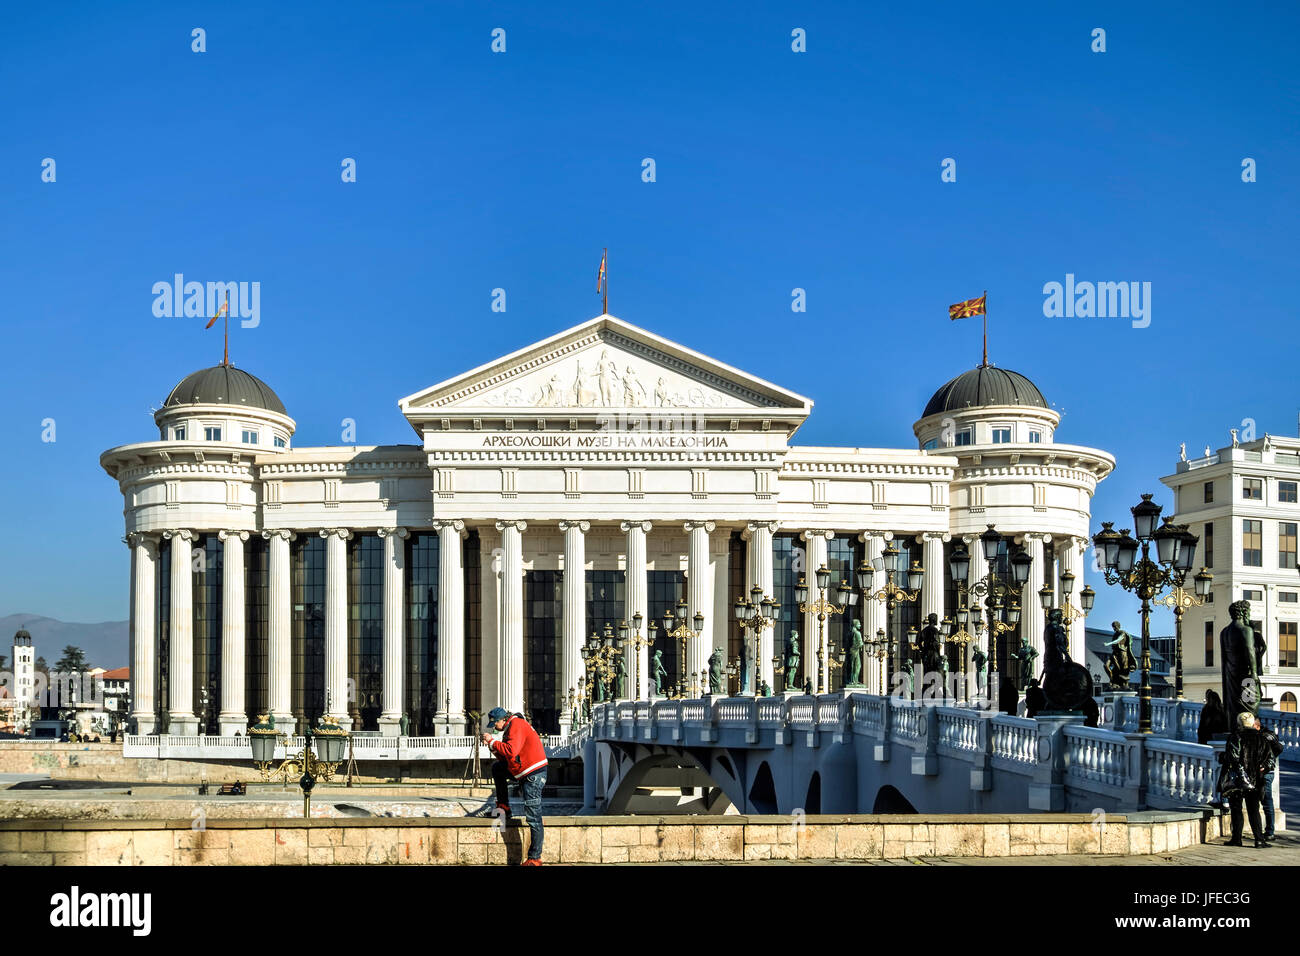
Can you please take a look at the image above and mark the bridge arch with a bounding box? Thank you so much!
[603,745,745,815]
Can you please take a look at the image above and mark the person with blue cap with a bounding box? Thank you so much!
[468,706,548,865]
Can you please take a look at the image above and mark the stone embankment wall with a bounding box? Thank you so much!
[0,811,1223,865]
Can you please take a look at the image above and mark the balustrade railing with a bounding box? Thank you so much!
[1063,725,1130,789]
[936,707,981,755]
[1145,737,1216,807]
[990,716,1037,769]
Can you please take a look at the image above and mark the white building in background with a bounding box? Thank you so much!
[1162,435,1300,711]
[100,314,1113,738]
[10,628,35,732]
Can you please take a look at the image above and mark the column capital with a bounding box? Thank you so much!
[377,526,410,540]
[857,530,893,543]
[162,529,195,542]
[800,529,834,542]
[494,519,527,533]
[620,520,652,534]
[684,520,716,534]
[433,519,467,537]
[921,531,951,543]
[124,532,160,550]
[742,520,779,539]
[319,528,354,540]
[261,529,296,542]
[217,530,250,543]
[559,520,591,534]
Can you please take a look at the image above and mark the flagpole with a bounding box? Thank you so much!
[223,292,230,366]
[603,247,609,315]
[982,289,988,367]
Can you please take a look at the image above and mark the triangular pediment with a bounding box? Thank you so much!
[399,315,812,420]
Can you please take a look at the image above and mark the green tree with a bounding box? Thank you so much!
[54,646,86,673]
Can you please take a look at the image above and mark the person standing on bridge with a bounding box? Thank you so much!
[1221,711,1279,849]
[468,707,548,865]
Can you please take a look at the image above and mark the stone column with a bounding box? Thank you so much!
[377,527,409,737]
[495,521,526,714]
[685,521,715,683]
[218,530,248,735]
[621,520,652,698]
[263,530,295,730]
[966,532,989,699]
[921,531,948,638]
[746,521,778,691]
[322,529,353,729]
[1060,537,1085,661]
[801,530,833,693]
[858,532,887,694]
[435,520,467,735]
[127,533,158,734]
[1023,533,1048,671]
[559,520,589,731]
[164,530,197,735]
[710,531,731,695]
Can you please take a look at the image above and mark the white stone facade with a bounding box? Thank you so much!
[1161,436,1300,711]
[101,314,1114,736]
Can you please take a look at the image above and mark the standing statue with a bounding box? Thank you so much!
[707,648,723,695]
[1102,621,1137,690]
[399,713,408,737]
[1221,600,1265,725]
[593,668,607,703]
[1041,608,1094,712]
[919,613,943,687]
[1244,604,1267,679]
[845,620,865,686]
[739,638,752,694]
[612,655,627,699]
[972,646,988,696]
[759,679,771,697]
[651,650,668,696]
[898,659,914,699]
[803,677,813,696]
[1014,636,1040,692]
[783,631,801,693]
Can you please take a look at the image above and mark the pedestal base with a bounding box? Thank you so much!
[167,715,198,736]
[130,714,157,735]
[378,716,402,737]
[218,716,248,737]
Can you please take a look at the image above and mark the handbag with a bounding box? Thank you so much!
[1218,763,1255,798]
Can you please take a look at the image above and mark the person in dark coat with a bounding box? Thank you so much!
[1198,689,1229,745]
[1222,711,1279,848]
[1258,718,1284,841]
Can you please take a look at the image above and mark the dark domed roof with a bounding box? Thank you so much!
[922,365,1047,418]
[164,365,286,415]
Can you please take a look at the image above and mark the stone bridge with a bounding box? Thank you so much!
[582,693,1299,817]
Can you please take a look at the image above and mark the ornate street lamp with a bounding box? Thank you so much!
[250,714,349,817]
[735,585,780,695]
[1093,496,1211,731]
[797,565,851,694]
[617,612,654,700]
[656,600,705,698]
[1151,519,1214,700]
[863,544,923,698]
[951,526,1031,702]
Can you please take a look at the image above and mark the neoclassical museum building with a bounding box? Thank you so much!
[101,315,1114,737]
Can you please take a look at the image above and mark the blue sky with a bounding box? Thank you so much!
[1,0,1297,634]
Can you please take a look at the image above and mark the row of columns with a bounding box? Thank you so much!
[124,523,1093,736]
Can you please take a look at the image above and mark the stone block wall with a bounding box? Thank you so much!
[0,811,1225,866]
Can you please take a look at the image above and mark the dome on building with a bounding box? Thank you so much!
[164,364,286,415]
[921,365,1047,418]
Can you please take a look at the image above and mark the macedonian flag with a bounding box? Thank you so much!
[949,293,986,320]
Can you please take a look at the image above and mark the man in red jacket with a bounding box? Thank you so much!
[475,706,548,865]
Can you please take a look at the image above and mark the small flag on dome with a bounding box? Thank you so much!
[948,293,986,320]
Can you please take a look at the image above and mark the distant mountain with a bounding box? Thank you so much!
[0,615,127,671]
